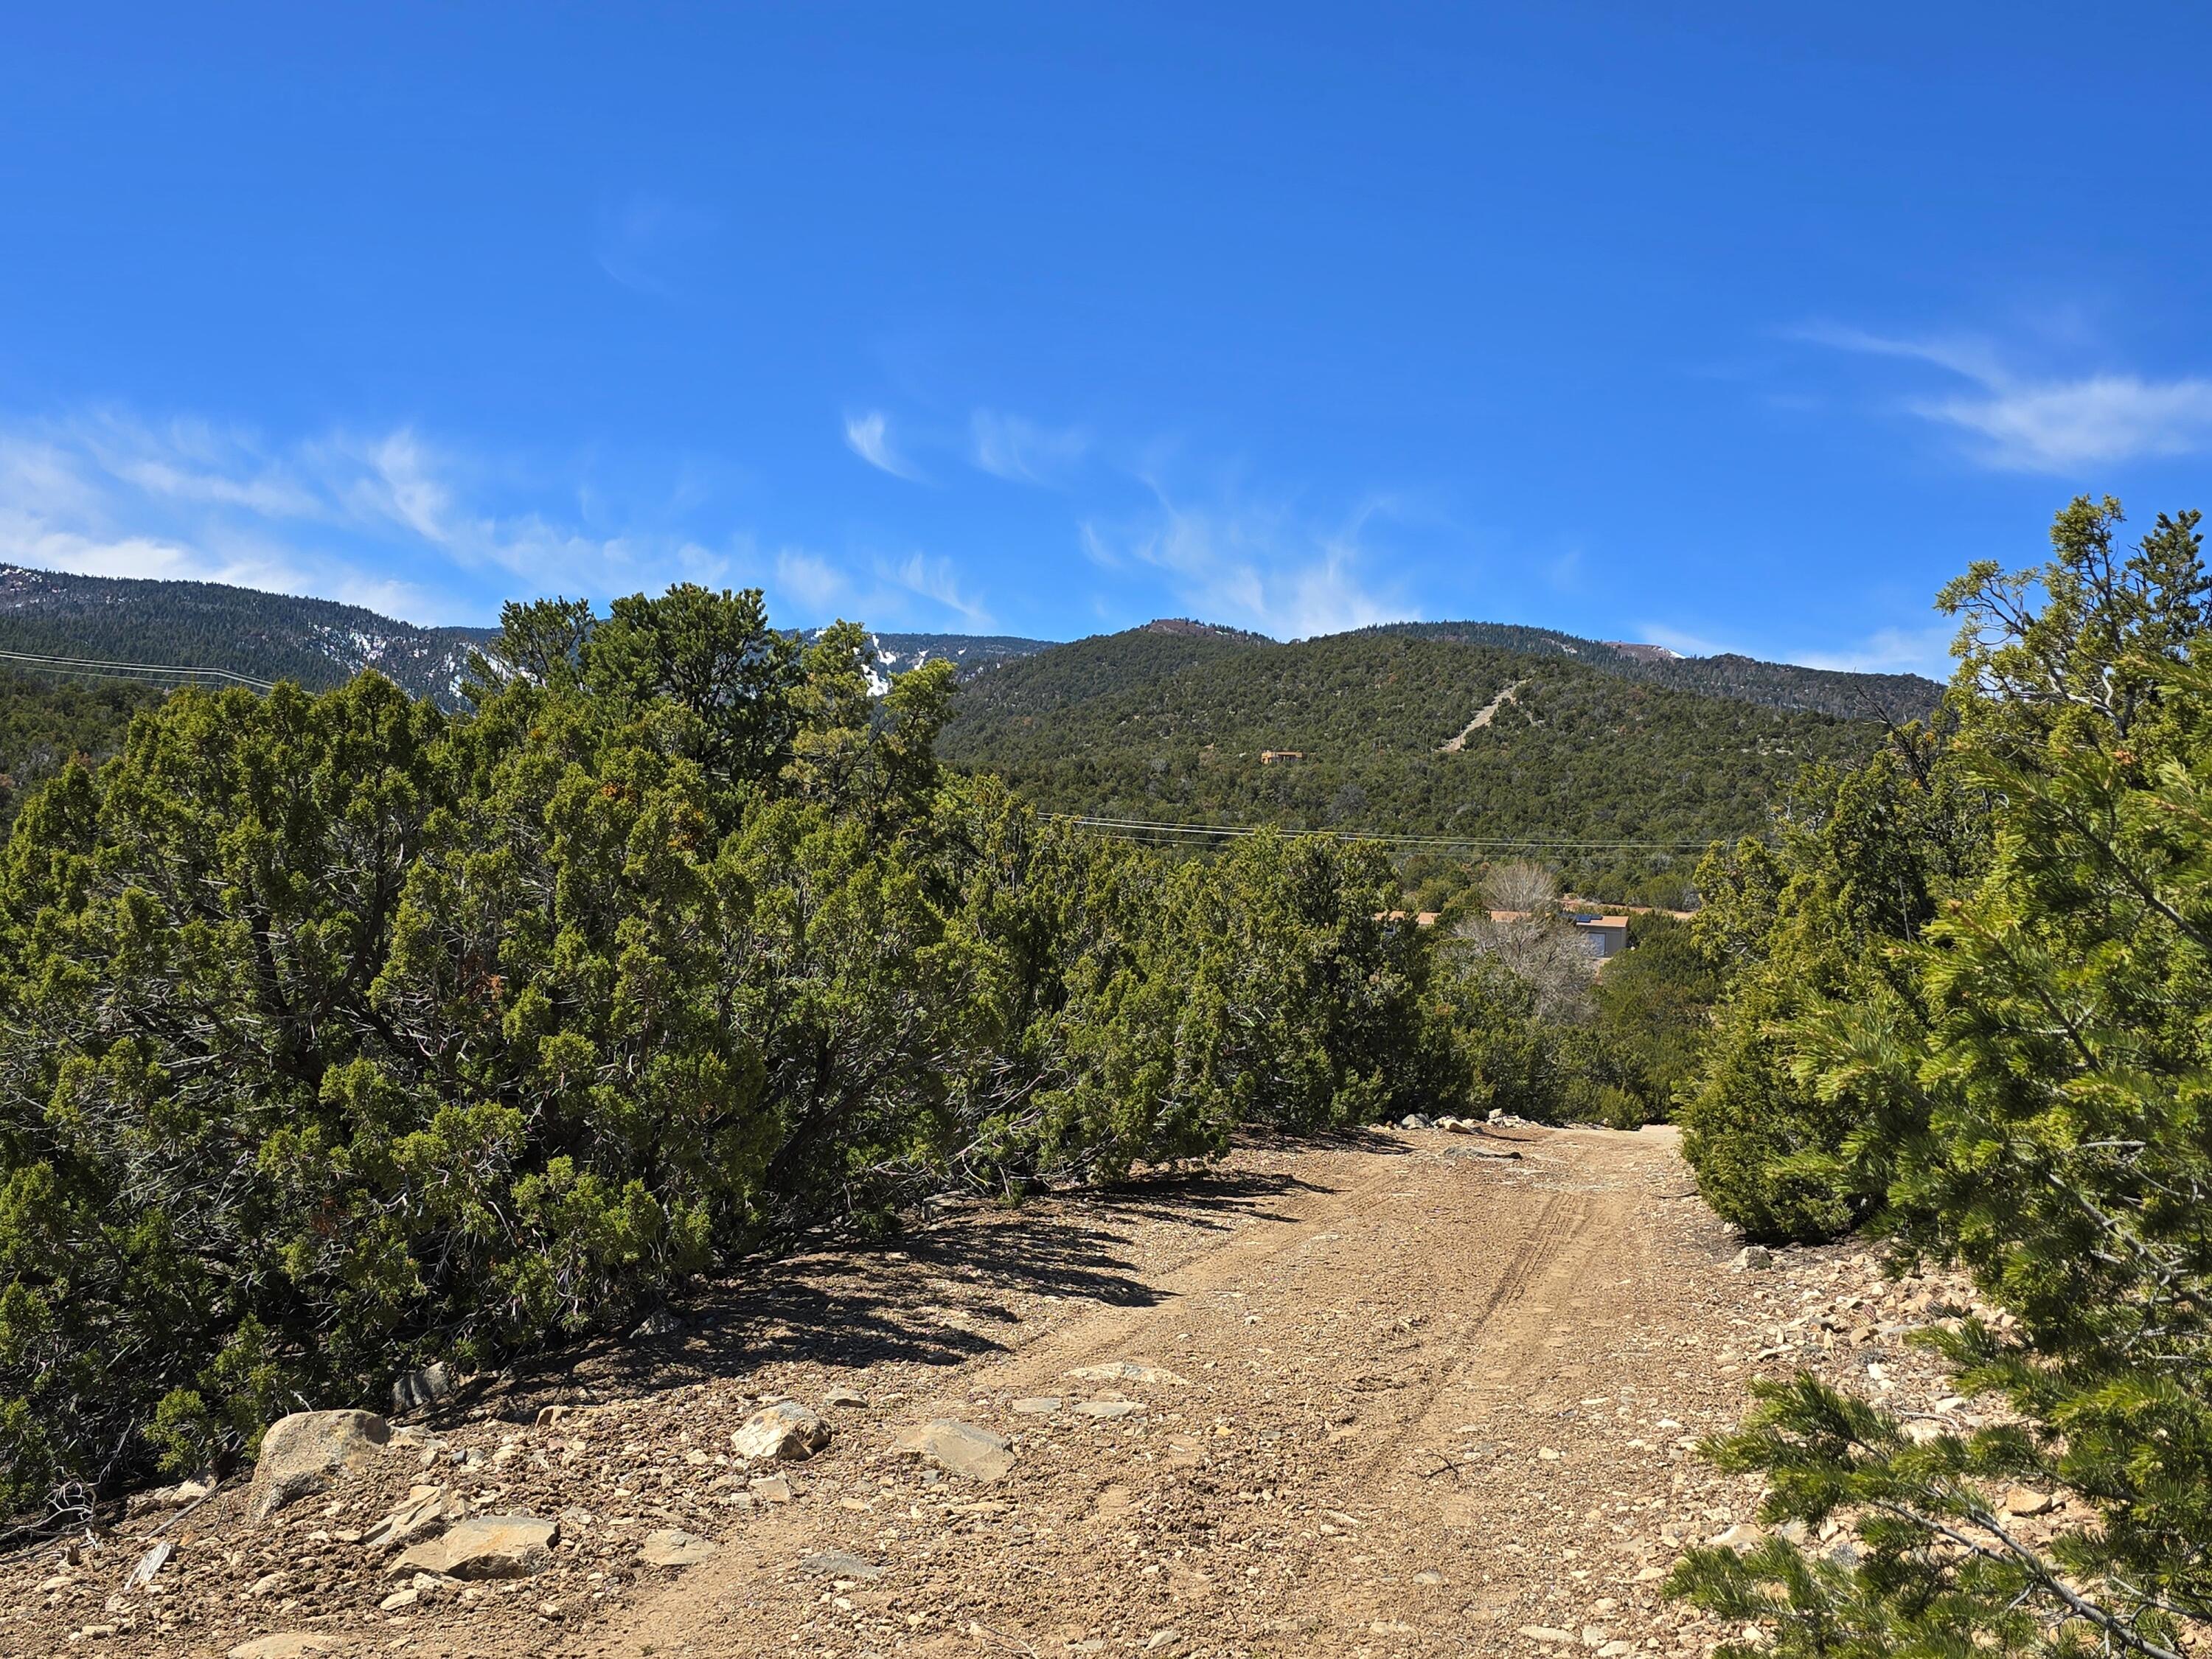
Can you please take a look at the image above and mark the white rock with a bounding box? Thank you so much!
[1067,1361,1189,1387]
[1732,1246,1775,1272]
[247,1410,390,1522]
[227,1638,345,1659]
[730,1400,830,1461]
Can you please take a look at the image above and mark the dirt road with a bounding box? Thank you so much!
[21,1121,1958,1659]
[572,1123,1775,1659]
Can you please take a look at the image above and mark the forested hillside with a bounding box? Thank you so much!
[0,669,159,823]
[0,564,496,703]
[938,625,1896,894]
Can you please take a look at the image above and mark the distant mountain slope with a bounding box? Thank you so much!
[0,566,1058,708]
[1370,622,1942,723]
[0,565,495,704]
[937,624,1905,894]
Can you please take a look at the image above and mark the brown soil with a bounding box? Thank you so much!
[10,1123,1980,1658]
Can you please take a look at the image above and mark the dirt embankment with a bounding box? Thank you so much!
[13,1125,1986,1659]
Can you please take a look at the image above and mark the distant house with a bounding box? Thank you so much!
[1259,749,1305,765]
[1573,916,1630,959]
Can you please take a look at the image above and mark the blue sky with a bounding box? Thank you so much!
[4,4,2211,672]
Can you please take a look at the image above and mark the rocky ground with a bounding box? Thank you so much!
[7,1123,2010,1659]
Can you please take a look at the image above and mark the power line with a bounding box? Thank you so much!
[0,647,276,692]
[1046,813,1714,853]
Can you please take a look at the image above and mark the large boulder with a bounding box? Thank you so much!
[730,1400,830,1461]
[392,1514,558,1579]
[248,1410,389,1521]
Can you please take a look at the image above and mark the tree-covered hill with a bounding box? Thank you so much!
[1369,622,1941,721]
[0,668,159,823]
[0,564,498,703]
[936,625,1901,894]
[0,565,1057,707]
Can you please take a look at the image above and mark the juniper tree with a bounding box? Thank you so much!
[1672,501,2212,1656]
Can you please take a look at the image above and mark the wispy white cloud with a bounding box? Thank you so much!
[970,409,1088,484]
[1798,323,2212,471]
[843,411,927,482]
[594,194,720,298]
[0,410,808,625]
[1082,487,1408,640]
[1639,616,1956,680]
[1793,623,1958,678]
[880,551,993,628]
[773,547,850,614]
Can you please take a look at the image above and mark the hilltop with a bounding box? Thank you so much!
[936,623,1931,894]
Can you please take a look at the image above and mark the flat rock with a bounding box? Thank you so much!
[393,1514,557,1579]
[630,1308,684,1340]
[638,1528,717,1568]
[2003,1486,2057,1517]
[228,1638,347,1659]
[731,1400,831,1461]
[1732,1245,1775,1271]
[799,1548,885,1580]
[362,1484,470,1553]
[248,1410,390,1522]
[822,1385,869,1409]
[1067,1361,1189,1387]
[892,1419,1015,1482]
[1074,1399,1146,1420]
[1010,1397,1062,1415]
[1517,1628,1573,1644]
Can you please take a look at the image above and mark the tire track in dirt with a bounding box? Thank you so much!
[581,1130,1710,1659]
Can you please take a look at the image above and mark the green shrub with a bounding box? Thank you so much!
[0,588,1467,1517]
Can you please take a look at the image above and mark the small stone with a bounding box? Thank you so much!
[1413,1570,1447,1586]
[1707,1523,1762,1551]
[799,1548,885,1579]
[822,1385,869,1409]
[892,1419,1015,1482]
[748,1474,794,1503]
[1011,1397,1062,1416]
[637,1528,716,1568]
[248,1571,286,1597]
[247,1409,391,1522]
[1399,1114,1433,1130]
[1599,1644,1634,1658]
[392,1514,558,1579]
[2003,1486,2058,1517]
[730,1400,831,1461]
[630,1308,684,1340]
[378,1587,420,1612]
[1517,1628,1574,1644]
[1732,1246,1775,1272]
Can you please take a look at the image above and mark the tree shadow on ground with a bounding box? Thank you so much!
[479,1155,1352,1420]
